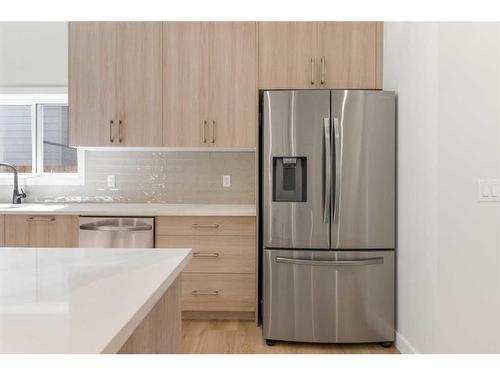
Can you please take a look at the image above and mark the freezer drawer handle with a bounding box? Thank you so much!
[191,290,219,296]
[193,252,220,258]
[275,256,384,267]
[79,224,152,231]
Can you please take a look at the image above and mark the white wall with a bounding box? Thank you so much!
[0,22,67,87]
[385,22,500,354]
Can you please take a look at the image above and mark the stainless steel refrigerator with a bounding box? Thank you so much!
[261,89,395,345]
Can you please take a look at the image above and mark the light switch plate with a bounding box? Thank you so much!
[223,175,231,188]
[107,175,116,188]
[478,179,500,202]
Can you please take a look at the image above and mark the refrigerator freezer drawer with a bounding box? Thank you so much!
[263,249,395,343]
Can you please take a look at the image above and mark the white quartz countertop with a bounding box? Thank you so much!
[0,203,256,216]
[0,247,191,354]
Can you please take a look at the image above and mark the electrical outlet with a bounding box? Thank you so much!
[107,175,116,188]
[223,175,231,188]
[478,179,500,202]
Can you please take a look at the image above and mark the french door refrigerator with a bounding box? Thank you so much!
[261,90,395,345]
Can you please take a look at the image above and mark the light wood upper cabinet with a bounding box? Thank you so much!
[69,22,162,147]
[116,22,163,146]
[163,22,257,148]
[69,22,381,148]
[258,22,382,89]
[317,22,379,89]
[163,22,209,147]
[208,22,257,148]
[69,22,116,146]
[258,22,317,89]
[4,215,79,248]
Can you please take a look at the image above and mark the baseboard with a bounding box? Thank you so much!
[182,311,255,320]
[395,331,418,354]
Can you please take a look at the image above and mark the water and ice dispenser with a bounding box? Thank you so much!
[272,157,307,202]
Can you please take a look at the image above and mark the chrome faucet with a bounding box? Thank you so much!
[0,163,26,204]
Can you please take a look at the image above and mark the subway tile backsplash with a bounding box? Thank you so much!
[0,151,255,204]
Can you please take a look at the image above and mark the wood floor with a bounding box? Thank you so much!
[182,320,399,354]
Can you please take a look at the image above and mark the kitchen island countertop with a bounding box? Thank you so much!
[0,247,191,353]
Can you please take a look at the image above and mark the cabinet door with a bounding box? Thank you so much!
[163,22,209,146]
[48,216,79,247]
[116,22,163,146]
[208,22,257,147]
[258,22,317,89]
[317,22,379,89]
[69,22,116,146]
[5,215,79,248]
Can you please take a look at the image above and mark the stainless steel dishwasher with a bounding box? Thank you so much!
[79,217,154,248]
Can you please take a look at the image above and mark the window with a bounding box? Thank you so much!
[0,94,83,185]
[39,104,77,173]
[0,104,33,173]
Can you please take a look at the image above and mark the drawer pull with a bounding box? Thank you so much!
[193,252,220,258]
[27,216,56,222]
[191,290,219,296]
[191,223,220,229]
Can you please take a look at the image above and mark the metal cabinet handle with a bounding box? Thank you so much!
[275,256,384,267]
[323,118,331,224]
[109,120,114,143]
[191,223,220,229]
[191,290,219,296]
[201,120,207,144]
[118,120,123,143]
[211,120,216,144]
[321,57,325,85]
[193,252,220,258]
[333,117,341,225]
[310,57,315,85]
[27,216,56,222]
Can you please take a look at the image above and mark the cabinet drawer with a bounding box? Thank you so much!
[156,216,255,236]
[156,235,255,273]
[4,215,79,248]
[182,273,255,312]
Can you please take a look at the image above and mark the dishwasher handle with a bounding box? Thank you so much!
[79,223,153,232]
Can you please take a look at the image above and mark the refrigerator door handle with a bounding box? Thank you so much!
[275,256,384,267]
[323,118,331,224]
[333,116,341,224]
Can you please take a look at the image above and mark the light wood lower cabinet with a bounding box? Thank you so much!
[156,216,255,236]
[155,216,256,320]
[156,235,255,274]
[118,276,182,354]
[0,215,4,247]
[182,273,255,312]
[4,215,79,248]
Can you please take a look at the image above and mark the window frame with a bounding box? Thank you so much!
[0,93,84,186]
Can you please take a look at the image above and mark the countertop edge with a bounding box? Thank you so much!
[0,204,256,217]
[99,250,192,354]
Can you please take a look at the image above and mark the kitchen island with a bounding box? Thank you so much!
[0,247,191,354]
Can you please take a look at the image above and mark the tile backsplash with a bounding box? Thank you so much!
[0,151,255,204]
